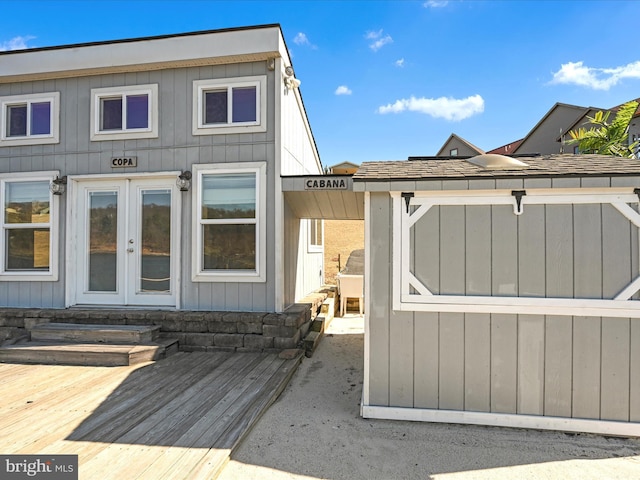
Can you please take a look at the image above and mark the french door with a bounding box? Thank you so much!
[73,178,178,306]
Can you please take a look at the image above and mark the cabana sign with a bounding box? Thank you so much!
[304,178,348,190]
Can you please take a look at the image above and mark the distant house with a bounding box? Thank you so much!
[435,133,484,157]
[0,25,328,313]
[329,161,359,175]
[437,99,640,157]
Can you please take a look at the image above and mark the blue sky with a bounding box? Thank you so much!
[1,0,639,166]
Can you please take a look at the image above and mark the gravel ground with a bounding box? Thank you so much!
[218,315,640,480]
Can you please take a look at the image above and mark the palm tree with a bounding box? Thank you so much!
[567,100,639,158]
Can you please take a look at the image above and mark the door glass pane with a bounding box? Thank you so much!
[126,94,148,129]
[88,191,117,292]
[6,228,50,270]
[140,189,171,292]
[203,224,256,270]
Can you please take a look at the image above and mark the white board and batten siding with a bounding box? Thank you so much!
[361,173,640,437]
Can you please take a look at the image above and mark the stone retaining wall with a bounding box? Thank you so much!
[0,287,336,353]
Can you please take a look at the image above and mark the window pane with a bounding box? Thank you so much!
[232,86,257,123]
[89,191,118,292]
[5,181,50,224]
[30,102,51,135]
[126,94,149,129]
[203,224,256,270]
[7,104,27,137]
[202,173,256,219]
[204,90,228,124]
[6,228,50,270]
[101,97,123,130]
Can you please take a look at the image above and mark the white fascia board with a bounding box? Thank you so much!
[0,26,286,83]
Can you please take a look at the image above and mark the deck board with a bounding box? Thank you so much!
[0,350,302,479]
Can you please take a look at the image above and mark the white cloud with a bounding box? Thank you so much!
[0,35,35,51]
[377,94,485,121]
[395,58,405,68]
[550,60,640,90]
[365,29,393,52]
[293,32,310,46]
[335,85,352,95]
[424,0,449,7]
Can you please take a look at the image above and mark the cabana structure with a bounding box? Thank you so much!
[355,153,640,437]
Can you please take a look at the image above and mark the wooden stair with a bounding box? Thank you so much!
[0,323,178,367]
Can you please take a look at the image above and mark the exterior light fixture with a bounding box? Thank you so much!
[177,171,192,191]
[50,175,67,195]
[283,65,301,89]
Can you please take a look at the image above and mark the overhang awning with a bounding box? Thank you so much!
[281,175,364,220]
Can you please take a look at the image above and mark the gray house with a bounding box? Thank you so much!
[355,153,640,436]
[0,25,324,313]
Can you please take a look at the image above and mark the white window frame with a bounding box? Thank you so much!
[392,187,640,318]
[192,76,267,136]
[307,219,323,253]
[0,172,60,281]
[90,84,158,141]
[0,92,60,147]
[192,162,266,282]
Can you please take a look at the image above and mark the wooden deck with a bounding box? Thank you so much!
[0,351,301,479]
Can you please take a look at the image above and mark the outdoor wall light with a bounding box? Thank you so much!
[283,65,301,89]
[50,175,67,196]
[177,171,192,191]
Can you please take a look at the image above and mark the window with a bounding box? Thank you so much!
[0,92,60,146]
[450,148,458,156]
[308,219,323,252]
[0,174,59,281]
[90,84,158,140]
[192,162,266,282]
[192,76,267,135]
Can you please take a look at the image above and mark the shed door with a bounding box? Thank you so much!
[73,178,178,306]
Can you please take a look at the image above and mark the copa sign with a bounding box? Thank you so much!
[111,156,137,167]
[304,177,348,190]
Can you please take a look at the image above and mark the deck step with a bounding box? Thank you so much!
[0,338,178,367]
[31,322,161,344]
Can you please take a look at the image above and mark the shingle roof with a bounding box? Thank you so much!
[353,154,640,182]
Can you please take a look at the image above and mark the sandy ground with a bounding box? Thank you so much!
[323,220,364,285]
[218,316,640,480]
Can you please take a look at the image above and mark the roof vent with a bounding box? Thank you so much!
[467,153,529,170]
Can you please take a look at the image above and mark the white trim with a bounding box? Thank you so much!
[192,76,267,136]
[0,171,59,281]
[363,192,371,407]
[393,187,640,318]
[360,404,640,438]
[191,162,267,283]
[67,175,180,307]
[0,92,60,146]
[90,84,158,141]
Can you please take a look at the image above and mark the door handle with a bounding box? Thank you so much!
[127,248,134,253]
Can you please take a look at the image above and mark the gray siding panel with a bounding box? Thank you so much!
[464,313,491,412]
[572,316,602,419]
[438,312,464,410]
[368,193,391,406]
[600,317,630,421]
[490,314,518,413]
[517,315,545,415]
[413,312,439,408]
[544,315,573,417]
[389,311,414,407]
[631,319,640,421]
